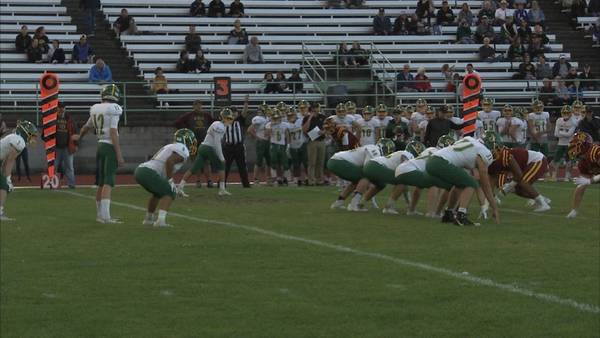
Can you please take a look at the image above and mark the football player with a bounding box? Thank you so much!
[345,101,361,121]
[323,116,359,151]
[0,120,38,221]
[375,104,394,140]
[553,105,577,181]
[527,100,551,156]
[410,98,428,141]
[478,98,501,133]
[353,105,380,146]
[496,105,526,148]
[73,84,124,223]
[286,109,308,185]
[134,129,196,227]
[247,103,271,186]
[566,132,600,218]
[425,136,499,225]
[332,103,354,130]
[297,100,310,117]
[571,100,585,125]
[178,108,234,196]
[265,109,291,186]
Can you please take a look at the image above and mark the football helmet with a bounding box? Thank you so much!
[287,109,298,122]
[323,116,337,133]
[174,128,198,156]
[568,132,593,160]
[15,120,39,144]
[482,130,502,151]
[531,99,544,112]
[100,84,121,103]
[415,98,427,108]
[276,101,289,114]
[405,140,426,157]
[258,101,269,115]
[335,103,346,117]
[377,138,396,156]
[513,106,525,119]
[560,105,572,116]
[270,110,282,121]
[345,101,357,114]
[436,134,455,148]
[481,97,493,107]
[363,105,375,119]
[376,104,387,118]
[220,107,235,121]
[393,104,406,115]
[297,100,309,113]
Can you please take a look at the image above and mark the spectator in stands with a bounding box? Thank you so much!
[416,0,435,25]
[532,24,549,45]
[243,36,263,63]
[513,2,529,26]
[406,14,420,35]
[513,0,530,8]
[343,0,364,8]
[0,114,7,137]
[263,72,278,93]
[275,71,289,93]
[72,34,94,63]
[55,102,78,188]
[441,63,457,91]
[554,76,572,105]
[500,16,518,44]
[565,66,580,90]
[527,34,545,60]
[536,55,552,79]
[457,3,474,26]
[570,0,587,29]
[589,0,600,15]
[177,50,192,72]
[516,53,536,79]
[517,20,532,42]
[579,64,597,91]
[590,18,600,47]
[185,25,202,53]
[191,50,211,73]
[350,42,368,66]
[32,26,50,54]
[113,9,138,36]
[373,8,392,35]
[80,0,100,37]
[414,67,432,92]
[495,0,509,25]
[288,68,304,93]
[47,40,65,64]
[337,43,355,67]
[539,78,555,105]
[436,1,456,26]
[88,58,112,82]
[456,19,474,43]
[552,54,572,78]
[393,14,408,35]
[208,0,226,17]
[151,67,168,94]
[396,64,416,92]
[326,0,342,8]
[190,0,206,16]
[475,16,495,43]
[506,37,525,61]
[478,0,496,23]
[228,0,245,17]
[528,1,545,27]
[227,19,248,45]
[27,39,44,63]
[15,25,31,53]
[479,37,498,61]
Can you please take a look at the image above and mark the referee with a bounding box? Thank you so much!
[224,105,250,188]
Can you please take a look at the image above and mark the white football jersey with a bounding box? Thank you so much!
[410,111,426,140]
[478,110,501,132]
[202,121,225,148]
[570,113,583,126]
[288,118,305,149]
[332,115,355,129]
[140,142,189,178]
[528,112,550,142]
[474,119,484,139]
[396,147,437,176]
[434,136,493,169]
[355,118,380,146]
[376,116,394,129]
[0,133,26,161]
[251,115,268,140]
[266,121,291,146]
[527,150,545,164]
[331,145,382,167]
[85,102,123,144]
[514,118,527,144]
[554,117,577,146]
[372,150,414,171]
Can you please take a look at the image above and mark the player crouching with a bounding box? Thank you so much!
[0,120,38,221]
[135,129,196,227]
[566,132,600,218]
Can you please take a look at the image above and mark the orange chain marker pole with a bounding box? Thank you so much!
[461,72,482,137]
[39,72,60,189]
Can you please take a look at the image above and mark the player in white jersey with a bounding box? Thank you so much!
[286,110,308,185]
[345,101,362,122]
[570,100,585,125]
[417,108,435,139]
[553,105,577,181]
[425,136,499,225]
[496,105,524,147]
[247,103,271,185]
[265,110,291,185]
[375,104,394,139]
[134,129,195,227]
[179,108,234,196]
[0,120,37,221]
[331,103,355,130]
[353,105,380,146]
[73,84,124,224]
[410,98,428,141]
[527,100,551,156]
[477,98,501,133]
[327,144,384,209]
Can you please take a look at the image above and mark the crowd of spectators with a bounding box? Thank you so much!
[189,0,247,17]
[337,42,368,67]
[15,27,94,64]
[263,69,304,94]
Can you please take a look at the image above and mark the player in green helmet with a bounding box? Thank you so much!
[436,134,455,148]
[286,109,308,185]
[297,100,309,117]
[0,120,38,221]
[552,105,577,181]
[571,100,585,124]
[527,99,550,156]
[353,105,380,146]
[72,83,124,223]
[134,129,197,227]
[248,104,272,185]
[265,109,292,186]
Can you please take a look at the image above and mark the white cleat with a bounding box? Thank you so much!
[0,214,15,221]
[566,209,578,219]
[382,207,399,214]
[218,189,232,196]
[526,199,536,207]
[348,203,368,212]
[406,210,423,216]
[330,200,346,210]
[543,196,552,204]
[152,221,172,228]
[96,218,123,224]
[142,219,154,225]
[533,203,551,212]
[495,195,503,205]
[371,198,379,209]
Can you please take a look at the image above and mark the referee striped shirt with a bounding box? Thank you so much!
[224,118,244,145]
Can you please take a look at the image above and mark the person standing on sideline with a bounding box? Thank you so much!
[303,103,326,185]
[79,0,100,37]
[224,100,250,188]
[55,102,78,188]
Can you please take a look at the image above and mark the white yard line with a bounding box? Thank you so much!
[60,190,600,315]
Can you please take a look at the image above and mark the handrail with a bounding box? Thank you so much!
[301,41,327,83]
[368,41,398,101]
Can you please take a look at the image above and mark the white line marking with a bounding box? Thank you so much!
[60,190,600,315]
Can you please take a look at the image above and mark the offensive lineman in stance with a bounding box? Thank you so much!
[566,132,600,218]
[135,129,196,227]
[0,120,38,221]
[73,84,124,223]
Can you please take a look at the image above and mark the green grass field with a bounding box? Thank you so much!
[1,182,599,337]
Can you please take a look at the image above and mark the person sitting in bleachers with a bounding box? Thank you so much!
[527,1,545,28]
[189,0,206,16]
[589,0,600,15]
[475,16,496,43]
[406,14,421,35]
[113,8,138,36]
[191,51,211,73]
[396,64,416,92]
[274,71,289,93]
[570,0,587,29]
[32,26,50,55]
[414,67,432,92]
[494,0,509,25]
[516,53,536,79]
[478,0,496,23]
[349,42,368,66]
[436,1,456,26]
[393,14,408,35]
[337,42,355,67]
[47,40,66,64]
[532,24,549,45]
[517,20,532,42]
[288,69,304,93]
[15,25,31,53]
[500,16,518,44]
[27,39,44,63]
[228,0,245,17]
[227,19,248,45]
[263,72,278,93]
[343,0,364,8]
[72,34,94,64]
[554,76,573,105]
[373,8,392,35]
[479,37,498,61]
[456,19,474,43]
[208,0,226,17]
[565,66,580,91]
[552,54,572,78]
[527,34,546,60]
[151,67,168,94]
[578,64,597,91]
[416,0,435,26]
[185,25,202,53]
[513,2,529,26]
[88,58,112,82]
[536,55,552,79]
[506,37,525,61]
[243,36,263,64]
[457,3,474,26]
[176,50,192,72]
[538,78,555,105]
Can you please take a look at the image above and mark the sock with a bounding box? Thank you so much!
[179,179,186,186]
[535,195,545,204]
[145,212,155,221]
[96,201,101,217]
[100,199,111,220]
[385,197,394,208]
[270,169,277,178]
[337,195,344,201]
[351,192,362,205]
[445,208,454,213]
[0,205,4,216]
[157,210,167,224]
[458,207,467,214]
[219,181,225,190]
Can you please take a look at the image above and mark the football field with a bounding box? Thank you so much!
[1,182,599,337]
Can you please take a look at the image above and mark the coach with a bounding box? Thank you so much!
[224,105,250,188]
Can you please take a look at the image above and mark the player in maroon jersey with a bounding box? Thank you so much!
[323,116,359,150]
[566,132,600,218]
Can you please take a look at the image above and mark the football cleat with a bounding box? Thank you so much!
[153,221,173,228]
[370,198,379,209]
[142,219,154,225]
[526,199,536,207]
[330,200,346,210]
[348,203,368,212]
[566,209,578,218]
[382,207,399,214]
[533,203,551,212]
[96,218,123,224]
[0,214,15,221]
[454,212,480,227]
[406,210,424,216]
[441,210,455,223]
[218,189,232,196]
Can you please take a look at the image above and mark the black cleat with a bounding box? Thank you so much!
[206,180,214,188]
[442,210,455,223]
[454,212,480,227]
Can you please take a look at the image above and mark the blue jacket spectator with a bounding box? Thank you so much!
[373,8,392,35]
[527,1,545,26]
[208,0,226,17]
[189,0,206,16]
[513,3,529,26]
[72,34,94,63]
[552,55,572,78]
[89,58,113,82]
[396,64,416,91]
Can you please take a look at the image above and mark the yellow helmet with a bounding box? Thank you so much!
[335,103,346,116]
[345,101,357,113]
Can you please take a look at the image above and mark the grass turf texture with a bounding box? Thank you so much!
[1,182,599,337]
